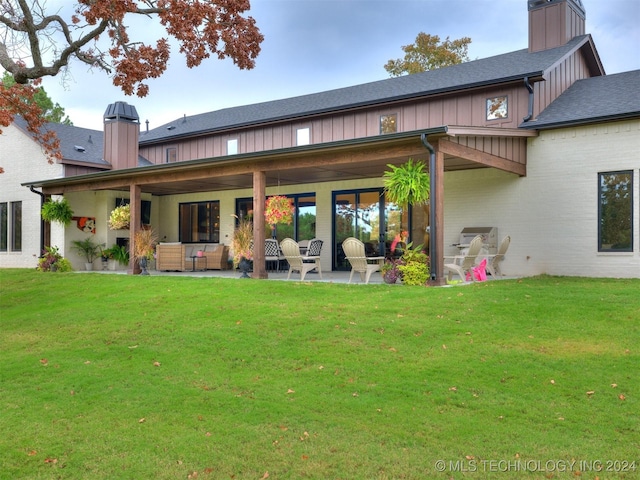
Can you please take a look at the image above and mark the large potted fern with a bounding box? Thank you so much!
[383,159,430,248]
[41,198,74,226]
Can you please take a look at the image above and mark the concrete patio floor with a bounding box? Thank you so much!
[88,265,512,285]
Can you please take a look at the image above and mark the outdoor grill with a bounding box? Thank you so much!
[454,227,498,254]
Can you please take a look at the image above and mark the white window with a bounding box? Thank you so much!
[227,139,238,155]
[296,128,310,146]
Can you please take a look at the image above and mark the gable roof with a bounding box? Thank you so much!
[141,35,601,144]
[521,70,640,129]
[13,116,108,166]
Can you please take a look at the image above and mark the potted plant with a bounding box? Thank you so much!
[383,159,430,248]
[41,198,74,226]
[71,237,101,270]
[231,215,253,277]
[397,242,430,286]
[110,244,130,270]
[265,195,295,237]
[381,258,402,284]
[37,245,73,272]
[133,228,157,275]
[108,204,131,230]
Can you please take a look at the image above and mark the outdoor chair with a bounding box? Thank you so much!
[301,238,323,277]
[486,235,510,278]
[342,237,384,284]
[265,238,285,272]
[443,234,483,282]
[280,238,322,281]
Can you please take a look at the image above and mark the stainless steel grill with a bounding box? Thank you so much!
[454,227,498,254]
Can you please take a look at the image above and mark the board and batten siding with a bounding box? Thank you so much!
[139,83,534,166]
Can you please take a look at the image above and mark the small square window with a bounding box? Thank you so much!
[297,127,310,146]
[487,96,508,120]
[166,147,176,163]
[380,114,397,134]
[227,139,238,155]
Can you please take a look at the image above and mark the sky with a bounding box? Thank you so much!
[32,0,640,131]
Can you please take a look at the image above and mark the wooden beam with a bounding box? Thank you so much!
[252,170,268,279]
[129,184,141,274]
[438,139,526,176]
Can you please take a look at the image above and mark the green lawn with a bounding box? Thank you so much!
[1,270,638,479]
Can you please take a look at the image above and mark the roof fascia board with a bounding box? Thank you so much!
[521,113,640,130]
[540,35,603,80]
[445,126,538,137]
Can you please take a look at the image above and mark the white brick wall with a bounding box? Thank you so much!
[444,119,640,278]
[0,124,64,268]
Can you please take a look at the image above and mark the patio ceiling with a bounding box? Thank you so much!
[29,128,535,196]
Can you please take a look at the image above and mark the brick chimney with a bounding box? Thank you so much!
[103,101,140,170]
[528,0,586,53]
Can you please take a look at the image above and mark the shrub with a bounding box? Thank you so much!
[397,243,430,286]
[37,246,74,272]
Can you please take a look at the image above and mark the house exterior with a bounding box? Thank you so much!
[2,0,639,279]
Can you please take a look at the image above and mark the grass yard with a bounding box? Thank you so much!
[0,269,638,479]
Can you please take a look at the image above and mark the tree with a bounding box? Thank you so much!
[2,72,72,125]
[0,0,264,165]
[384,33,471,77]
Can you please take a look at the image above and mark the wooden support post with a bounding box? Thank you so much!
[432,147,446,286]
[252,171,268,279]
[128,184,141,275]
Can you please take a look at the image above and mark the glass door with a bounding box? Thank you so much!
[332,189,409,270]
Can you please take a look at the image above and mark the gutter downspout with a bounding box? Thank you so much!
[420,133,437,282]
[522,77,534,122]
[29,186,46,255]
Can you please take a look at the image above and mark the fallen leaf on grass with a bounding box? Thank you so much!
[449,386,457,391]
[28,450,37,456]
[44,458,57,464]
[442,344,447,350]
[84,360,91,364]
[153,361,161,367]
[586,391,595,396]
[261,472,269,479]
[286,389,295,394]
[279,425,288,431]
[40,358,48,366]
[611,383,618,388]
[618,394,626,401]
[301,455,309,460]
[138,418,146,423]
[550,380,555,385]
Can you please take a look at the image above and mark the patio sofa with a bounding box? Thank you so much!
[156,242,230,271]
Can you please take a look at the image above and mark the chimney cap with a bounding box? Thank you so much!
[104,101,140,123]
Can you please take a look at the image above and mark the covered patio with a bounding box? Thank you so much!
[27,126,534,284]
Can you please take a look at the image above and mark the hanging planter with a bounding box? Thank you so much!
[264,195,295,226]
[41,198,74,226]
[108,204,131,230]
[383,159,430,207]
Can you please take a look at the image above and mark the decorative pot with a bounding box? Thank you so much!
[238,257,251,278]
[139,257,150,275]
[85,262,94,271]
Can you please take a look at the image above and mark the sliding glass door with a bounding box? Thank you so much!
[332,188,409,270]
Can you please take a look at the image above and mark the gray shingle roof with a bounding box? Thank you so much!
[521,70,640,129]
[13,117,153,167]
[13,117,107,166]
[140,35,594,144]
